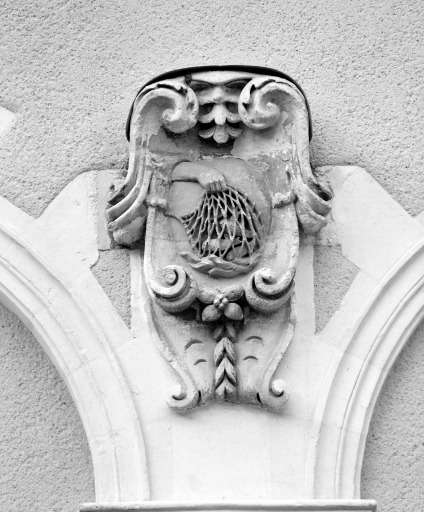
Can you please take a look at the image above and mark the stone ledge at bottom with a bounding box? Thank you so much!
[80,500,376,512]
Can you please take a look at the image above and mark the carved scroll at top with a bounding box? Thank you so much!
[107,66,332,413]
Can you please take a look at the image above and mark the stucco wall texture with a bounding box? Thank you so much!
[313,246,359,333]
[362,319,424,512]
[0,304,94,511]
[1,0,423,219]
[0,1,423,511]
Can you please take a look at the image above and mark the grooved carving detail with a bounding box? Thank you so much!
[106,67,331,412]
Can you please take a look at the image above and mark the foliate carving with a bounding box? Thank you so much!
[107,66,332,412]
[193,78,247,143]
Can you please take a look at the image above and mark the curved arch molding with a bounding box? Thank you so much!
[0,195,149,502]
[309,238,424,498]
[307,167,424,499]
[1,165,424,511]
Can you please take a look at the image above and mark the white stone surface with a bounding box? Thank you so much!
[37,170,99,267]
[125,165,424,502]
[0,194,148,502]
[0,106,15,138]
[81,500,376,512]
[326,166,424,280]
[361,319,424,512]
[1,154,424,510]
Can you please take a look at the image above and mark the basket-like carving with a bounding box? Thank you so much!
[179,186,263,278]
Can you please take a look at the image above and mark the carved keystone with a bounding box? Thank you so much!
[107,66,331,412]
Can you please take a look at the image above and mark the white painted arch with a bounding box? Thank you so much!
[308,233,424,498]
[1,165,424,508]
[0,196,149,502]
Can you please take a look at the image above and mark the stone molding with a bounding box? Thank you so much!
[2,164,424,508]
[0,195,149,502]
[2,61,424,510]
[81,500,376,512]
[309,237,424,498]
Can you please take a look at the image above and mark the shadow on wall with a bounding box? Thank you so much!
[313,245,359,333]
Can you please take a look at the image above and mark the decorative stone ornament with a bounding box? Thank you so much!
[4,72,423,511]
[107,66,331,412]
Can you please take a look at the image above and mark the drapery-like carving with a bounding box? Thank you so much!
[107,80,199,245]
[107,67,331,412]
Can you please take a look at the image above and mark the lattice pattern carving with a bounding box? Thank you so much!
[181,186,263,261]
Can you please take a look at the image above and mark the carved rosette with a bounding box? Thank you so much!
[107,67,331,412]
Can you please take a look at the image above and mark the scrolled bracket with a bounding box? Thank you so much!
[149,265,198,313]
[294,180,331,233]
[245,225,299,315]
[132,79,199,135]
[245,267,296,313]
[258,302,296,412]
[289,146,333,233]
[148,265,202,412]
[238,76,305,130]
[261,378,291,412]
[167,381,202,412]
[106,80,199,246]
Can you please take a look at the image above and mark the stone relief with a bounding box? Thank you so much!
[107,66,331,412]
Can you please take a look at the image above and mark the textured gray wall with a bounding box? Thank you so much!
[91,249,132,328]
[362,319,424,511]
[314,246,359,333]
[1,0,423,218]
[0,1,423,511]
[0,304,94,511]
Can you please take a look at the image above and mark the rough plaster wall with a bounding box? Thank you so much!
[313,245,359,332]
[362,319,424,511]
[0,304,94,511]
[91,248,132,328]
[0,0,423,219]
